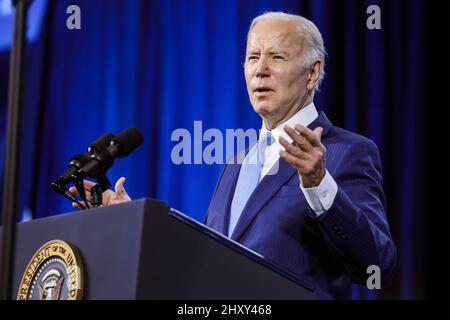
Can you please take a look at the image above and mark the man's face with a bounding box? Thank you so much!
[244,20,310,127]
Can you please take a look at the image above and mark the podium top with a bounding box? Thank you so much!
[169,206,313,291]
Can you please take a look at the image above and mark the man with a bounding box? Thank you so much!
[71,12,396,299]
[203,12,396,299]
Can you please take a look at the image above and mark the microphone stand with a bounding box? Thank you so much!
[0,0,33,299]
[51,167,112,209]
[51,182,87,210]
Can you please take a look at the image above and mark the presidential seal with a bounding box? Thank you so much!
[17,240,84,300]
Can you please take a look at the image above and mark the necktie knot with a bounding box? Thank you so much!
[260,131,274,147]
[257,132,274,165]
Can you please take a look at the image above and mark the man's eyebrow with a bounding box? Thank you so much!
[247,49,289,55]
[266,50,288,55]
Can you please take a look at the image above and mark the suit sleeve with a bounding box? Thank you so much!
[311,138,397,285]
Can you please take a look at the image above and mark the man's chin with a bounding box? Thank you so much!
[253,103,277,117]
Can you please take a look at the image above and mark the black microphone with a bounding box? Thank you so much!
[110,127,144,157]
[51,133,114,189]
[88,133,115,154]
[77,127,143,180]
[62,154,89,182]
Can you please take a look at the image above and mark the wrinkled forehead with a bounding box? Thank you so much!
[246,21,304,54]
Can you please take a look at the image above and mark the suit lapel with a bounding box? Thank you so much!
[230,111,333,241]
[214,148,251,235]
[230,158,296,241]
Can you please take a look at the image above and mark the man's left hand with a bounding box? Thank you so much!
[279,125,326,188]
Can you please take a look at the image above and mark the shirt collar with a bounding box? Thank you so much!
[259,102,319,145]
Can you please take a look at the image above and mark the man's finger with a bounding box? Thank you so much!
[294,124,321,147]
[82,179,97,189]
[279,150,307,170]
[313,127,324,143]
[71,200,93,210]
[69,186,79,196]
[284,126,313,152]
[115,177,130,200]
[72,202,81,209]
[279,136,308,159]
[69,186,92,200]
[69,180,96,194]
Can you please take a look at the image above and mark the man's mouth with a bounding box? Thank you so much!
[253,87,274,93]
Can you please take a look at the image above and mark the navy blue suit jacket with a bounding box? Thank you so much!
[205,112,397,299]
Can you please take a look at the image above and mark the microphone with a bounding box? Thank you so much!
[51,133,114,188]
[109,127,144,157]
[51,128,142,209]
[88,133,115,154]
[51,133,114,208]
[76,127,143,184]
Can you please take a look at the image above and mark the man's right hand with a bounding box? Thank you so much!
[69,177,131,209]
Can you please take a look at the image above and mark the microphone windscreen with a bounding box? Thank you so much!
[113,127,143,157]
[89,133,115,153]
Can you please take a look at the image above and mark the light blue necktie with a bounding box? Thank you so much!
[228,132,274,236]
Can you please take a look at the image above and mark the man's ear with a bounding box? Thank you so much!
[307,60,322,90]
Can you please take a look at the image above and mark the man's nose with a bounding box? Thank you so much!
[255,56,270,78]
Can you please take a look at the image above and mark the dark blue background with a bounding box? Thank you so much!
[0,0,432,299]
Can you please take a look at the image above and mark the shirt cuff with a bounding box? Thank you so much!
[300,170,338,216]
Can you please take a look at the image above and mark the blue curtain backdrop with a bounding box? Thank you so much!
[0,0,430,299]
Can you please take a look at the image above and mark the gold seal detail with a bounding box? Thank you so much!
[17,240,84,300]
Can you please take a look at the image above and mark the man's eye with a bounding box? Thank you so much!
[273,55,285,60]
[248,56,258,61]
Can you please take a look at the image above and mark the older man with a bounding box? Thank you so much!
[71,12,396,299]
[204,12,397,299]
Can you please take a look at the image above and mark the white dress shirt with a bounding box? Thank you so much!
[257,102,338,216]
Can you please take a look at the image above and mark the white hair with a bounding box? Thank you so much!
[249,12,327,92]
